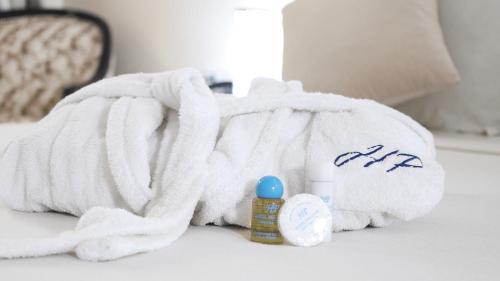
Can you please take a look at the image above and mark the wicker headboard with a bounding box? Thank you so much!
[0,9,111,122]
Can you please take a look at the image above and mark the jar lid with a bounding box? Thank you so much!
[278,194,332,246]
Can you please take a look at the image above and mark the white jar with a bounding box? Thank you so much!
[278,194,333,246]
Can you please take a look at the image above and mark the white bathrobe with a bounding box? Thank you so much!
[0,69,444,261]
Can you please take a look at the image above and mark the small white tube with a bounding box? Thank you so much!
[309,162,334,213]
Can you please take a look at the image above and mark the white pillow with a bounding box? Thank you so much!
[282,0,459,105]
[398,0,500,136]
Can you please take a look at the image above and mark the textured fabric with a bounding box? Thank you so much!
[197,78,444,231]
[0,69,444,260]
[282,0,460,105]
[0,69,219,261]
[398,0,500,136]
[0,15,103,122]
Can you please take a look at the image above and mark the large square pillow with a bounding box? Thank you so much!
[282,0,460,105]
[398,0,500,135]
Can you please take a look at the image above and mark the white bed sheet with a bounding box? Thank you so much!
[0,123,499,281]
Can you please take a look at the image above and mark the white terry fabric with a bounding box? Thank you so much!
[0,69,220,261]
[0,69,444,261]
[195,78,444,231]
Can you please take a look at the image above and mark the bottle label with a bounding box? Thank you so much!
[251,198,284,244]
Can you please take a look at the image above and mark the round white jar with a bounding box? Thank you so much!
[278,193,333,247]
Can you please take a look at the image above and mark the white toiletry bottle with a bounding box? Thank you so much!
[309,162,334,213]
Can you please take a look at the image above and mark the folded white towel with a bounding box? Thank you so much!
[0,69,444,261]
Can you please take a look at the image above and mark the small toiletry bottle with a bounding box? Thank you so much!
[309,162,334,213]
[250,176,285,244]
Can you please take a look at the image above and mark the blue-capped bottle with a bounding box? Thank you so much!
[250,176,285,244]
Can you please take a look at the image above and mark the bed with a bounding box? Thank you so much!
[0,123,499,281]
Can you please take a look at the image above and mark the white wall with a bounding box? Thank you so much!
[0,0,63,9]
[40,0,63,8]
[66,0,238,76]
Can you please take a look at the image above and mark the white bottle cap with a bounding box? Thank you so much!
[278,194,333,247]
[309,162,333,182]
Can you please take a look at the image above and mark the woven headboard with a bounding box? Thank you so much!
[0,9,111,122]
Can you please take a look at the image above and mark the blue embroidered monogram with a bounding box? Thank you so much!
[334,145,423,172]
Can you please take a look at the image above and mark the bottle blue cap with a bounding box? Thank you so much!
[256,176,284,199]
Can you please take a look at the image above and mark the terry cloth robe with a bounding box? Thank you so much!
[0,69,444,261]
